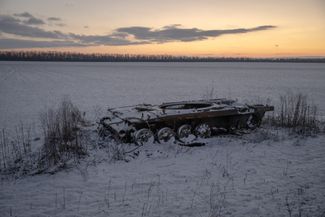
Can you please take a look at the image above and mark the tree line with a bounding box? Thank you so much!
[0,51,324,63]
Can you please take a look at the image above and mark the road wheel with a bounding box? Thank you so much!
[177,124,196,142]
[194,123,211,138]
[134,128,154,145]
[157,127,175,144]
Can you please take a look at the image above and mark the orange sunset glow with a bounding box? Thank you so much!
[0,0,324,57]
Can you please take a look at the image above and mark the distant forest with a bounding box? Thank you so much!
[0,51,324,63]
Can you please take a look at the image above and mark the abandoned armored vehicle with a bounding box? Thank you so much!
[98,98,274,144]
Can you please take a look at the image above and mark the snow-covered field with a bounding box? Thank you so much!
[0,61,325,217]
[1,130,325,217]
[1,61,325,129]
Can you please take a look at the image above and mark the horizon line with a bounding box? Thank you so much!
[1,50,325,60]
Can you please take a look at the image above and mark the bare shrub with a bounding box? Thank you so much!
[0,123,34,174]
[109,143,126,162]
[39,97,87,167]
[0,129,9,170]
[283,185,317,217]
[202,84,217,100]
[1,98,89,176]
[266,93,319,135]
[208,182,227,217]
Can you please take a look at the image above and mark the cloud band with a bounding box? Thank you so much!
[0,13,276,49]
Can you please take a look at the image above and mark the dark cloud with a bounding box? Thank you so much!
[47,17,65,26]
[14,12,45,25]
[0,15,65,39]
[23,17,45,25]
[14,12,34,18]
[117,25,276,42]
[70,25,275,46]
[0,12,277,49]
[162,24,182,29]
[71,33,145,46]
[116,27,153,40]
[48,17,62,21]
[0,38,83,49]
[55,23,66,27]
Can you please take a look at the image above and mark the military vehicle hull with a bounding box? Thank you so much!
[98,99,274,144]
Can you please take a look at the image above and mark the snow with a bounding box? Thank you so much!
[1,61,325,129]
[1,130,325,217]
[0,61,325,216]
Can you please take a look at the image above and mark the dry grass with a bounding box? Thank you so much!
[0,97,90,176]
[39,97,87,167]
[0,123,33,173]
[266,93,320,135]
[202,83,217,100]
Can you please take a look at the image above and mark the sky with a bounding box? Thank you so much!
[0,0,324,57]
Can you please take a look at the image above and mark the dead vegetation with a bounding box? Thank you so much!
[1,91,323,177]
[202,84,216,100]
[265,93,320,135]
[38,97,87,168]
[200,86,321,136]
[0,97,89,176]
[0,123,34,175]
